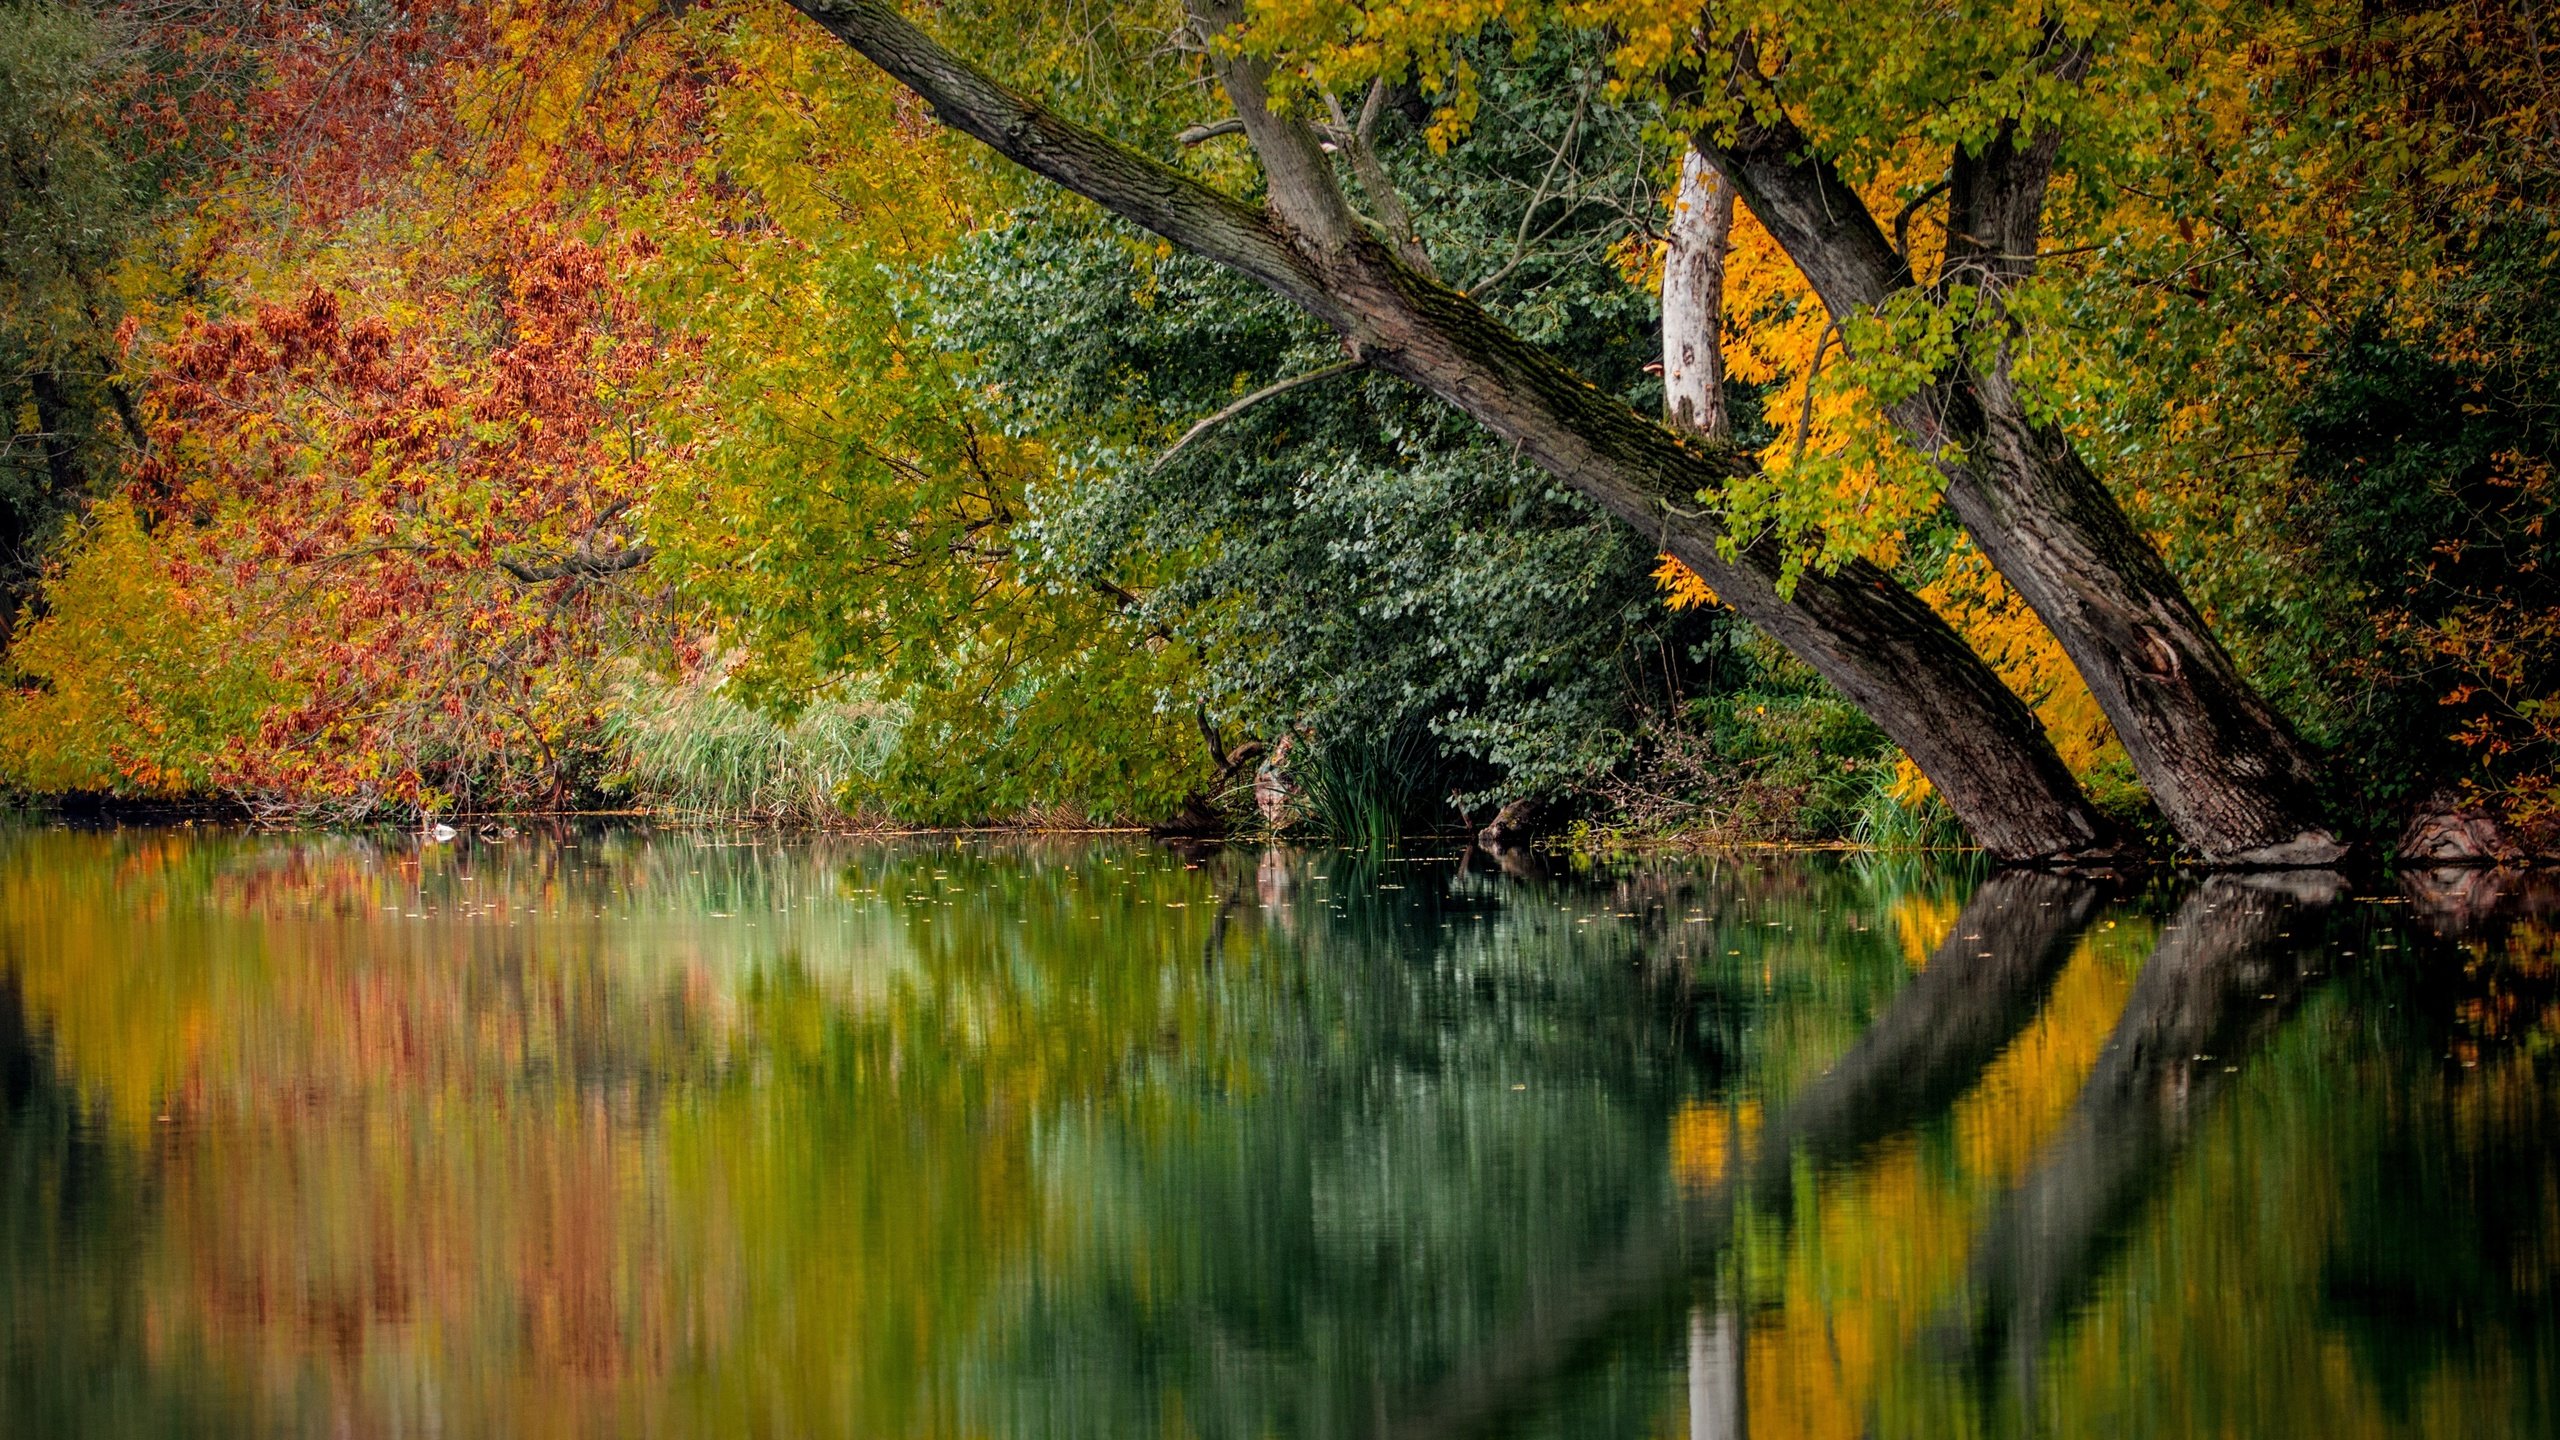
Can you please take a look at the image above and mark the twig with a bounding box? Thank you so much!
[1890,177,1951,264]
[1787,323,1839,474]
[1150,360,1363,473]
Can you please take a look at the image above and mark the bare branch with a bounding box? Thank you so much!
[1324,80,1437,277]
[1176,117,1245,144]
[1890,175,1951,262]
[1151,359,1363,473]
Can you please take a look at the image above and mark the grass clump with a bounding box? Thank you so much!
[601,670,899,823]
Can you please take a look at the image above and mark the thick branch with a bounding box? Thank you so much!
[1175,117,1245,144]
[498,541,654,584]
[1327,79,1437,277]
[1685,48,1907,317]
[785,0,1315,302]
[1186,0,1367,255]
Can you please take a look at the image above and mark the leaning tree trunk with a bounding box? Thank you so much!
[777,0,2119,862]
[1941,370,2341,864]
[1696,78,2342,866]
[1658,141,2099,855]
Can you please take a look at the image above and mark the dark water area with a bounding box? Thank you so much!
[1,825,2553,1438]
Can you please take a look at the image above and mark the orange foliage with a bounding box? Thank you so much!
[129,218,693,813]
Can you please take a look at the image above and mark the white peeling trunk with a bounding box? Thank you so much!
[1662,149,1735,442]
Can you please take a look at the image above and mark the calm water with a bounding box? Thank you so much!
[1,826,2553,1438]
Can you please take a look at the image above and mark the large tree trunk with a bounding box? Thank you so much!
[778,0,2119,862]
[1695,76,2343,866]
[1943,372,2341,864]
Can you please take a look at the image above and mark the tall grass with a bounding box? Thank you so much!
[1293,726,1444,847]
[602,671,900,823]
[1849,767,1972,851]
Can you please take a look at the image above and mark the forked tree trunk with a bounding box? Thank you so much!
[1697,91,2343,866]
[778,0,2121,862]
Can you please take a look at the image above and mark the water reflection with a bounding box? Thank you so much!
[0,827,2553,1437]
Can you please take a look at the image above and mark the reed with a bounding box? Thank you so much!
[1848,769,1971,852]
[603,674,899,823]
[1293,725,1443,847]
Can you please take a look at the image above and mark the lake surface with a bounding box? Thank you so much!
[1,825,2553,1438]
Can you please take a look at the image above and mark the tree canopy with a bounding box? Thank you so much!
[0,0,2551,861]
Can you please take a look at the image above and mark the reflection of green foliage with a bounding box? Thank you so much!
[4,828,2558,1438]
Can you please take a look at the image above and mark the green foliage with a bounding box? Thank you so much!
[1849,770,1967,852]
[0,501,279,796]
[2283,234,2560,837]
[1690,633,1895,841]
[847,645,1212,827]
[1292,724,1449,846]
[926,36,1720,812]
[633,16,1209,826]
[0,1,153,614]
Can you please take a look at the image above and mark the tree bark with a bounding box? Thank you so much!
[1692,62,2343,866]
[1662,148,1735,441]
[778,0,2120,862]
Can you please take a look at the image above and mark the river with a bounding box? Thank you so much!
[1,825,2551,1437]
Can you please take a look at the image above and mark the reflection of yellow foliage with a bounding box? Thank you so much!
[1728,920,2151,1440]
[1669,1098,1761,1191]
[1953,938,2139,1181]
[1887,893,1959,971]
[1744,1135,1957,1440]
[0,826,1253,1436]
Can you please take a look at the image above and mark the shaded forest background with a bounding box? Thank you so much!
[2,0,2556,855]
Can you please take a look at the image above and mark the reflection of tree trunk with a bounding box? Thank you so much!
[1948,871,2344,1390]
[1384,870,2104,1440]
[1750,872,2106,1198]
[1688,1299,1745,1440]
[0,969,36,1112]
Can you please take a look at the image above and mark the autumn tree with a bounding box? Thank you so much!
[772,0,2125,861]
